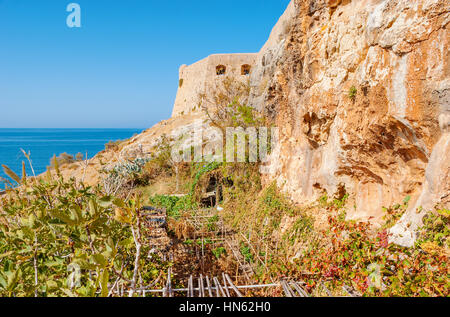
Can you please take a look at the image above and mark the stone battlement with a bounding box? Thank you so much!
[172,53,257,117]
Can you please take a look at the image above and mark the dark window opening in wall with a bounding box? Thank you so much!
[216,65,226,75]
[179,78,184,88]
[241,64,251,75]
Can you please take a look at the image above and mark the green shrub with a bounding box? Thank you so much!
[105,140,122,151]
[148,194,196,219]
[212,247,226,259]
[240,243,253,263]
[50,153,75,168]
[348,86,357,100]
[0,165,168,297]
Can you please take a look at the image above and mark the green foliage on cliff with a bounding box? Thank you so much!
[0,166,168,297]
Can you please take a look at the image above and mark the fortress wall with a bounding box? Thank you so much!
[172,57,209,117]
[172,1,296,118]
[172,53,257,117]
[205,54,258,78]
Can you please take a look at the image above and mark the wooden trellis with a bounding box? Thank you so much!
[280,280,309,297]
[132,268,280,297]
[127,269,333,298]
[108,267,361,298]
[111,206,363,298]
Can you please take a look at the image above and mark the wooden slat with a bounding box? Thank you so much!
[167,267,173,297]
[222,273,231,297]
[290,282,308,297]
[343,285,360,297]
[281,280,293,297]
[213,277,221,297]
[320,282,332,297]
[213,277,227,297]
[226,241,252,280]
[199,274,205,297]
[188,275,194,297]
[107,276,321,298]
[205,276,213,297]
[225,274,243,297]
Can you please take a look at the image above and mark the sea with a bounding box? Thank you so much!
[0,128,143,184]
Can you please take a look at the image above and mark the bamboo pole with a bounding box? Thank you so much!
[281,280,294,297]
[188,275,194,297]
[224,274,243,297]
[128,282,280,294]
[290,282,308,297]
[205,276,213,297]
[213,277,227,297]
[222,273,231,297]
[199,274,205,297]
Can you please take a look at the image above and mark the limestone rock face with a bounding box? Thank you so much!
[249,0,449,245]
[59,0,449,248]
[391,133,450,247]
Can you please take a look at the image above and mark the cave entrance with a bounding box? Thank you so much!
[200,175,223,208]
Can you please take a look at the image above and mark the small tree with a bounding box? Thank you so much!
[50,153,75,169]
[199,76,255,134]
[75,152,84,162]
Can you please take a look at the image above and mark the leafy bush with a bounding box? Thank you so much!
[212,247,226,259]
[382,196,410,229]
[240,243,253,263]
[50,153,75,169]
[102,158,152,194]
[417,208,449,255]
[0,166,168,297]
[207,215,220,232]
[148,195,196,219]
[348,86,357,100]
[298,211,448,297]
[142,134,175,179]
[219,173,448,297]
[105,140,122,151]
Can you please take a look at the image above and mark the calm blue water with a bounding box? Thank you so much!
[0,129,142,184]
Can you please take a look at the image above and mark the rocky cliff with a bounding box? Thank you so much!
[249,0,449,246]
[58,0,449,248]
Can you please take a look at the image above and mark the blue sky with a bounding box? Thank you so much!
[0,0,291,129]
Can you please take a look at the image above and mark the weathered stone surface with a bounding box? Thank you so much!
[248,0,449,245]
[391,133,450,247]
[172,54,257,117]
[59,0,449,248]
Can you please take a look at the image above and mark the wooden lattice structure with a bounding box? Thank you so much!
[109,206,363,298]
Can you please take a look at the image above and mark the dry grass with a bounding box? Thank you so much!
[169,215,196,240]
